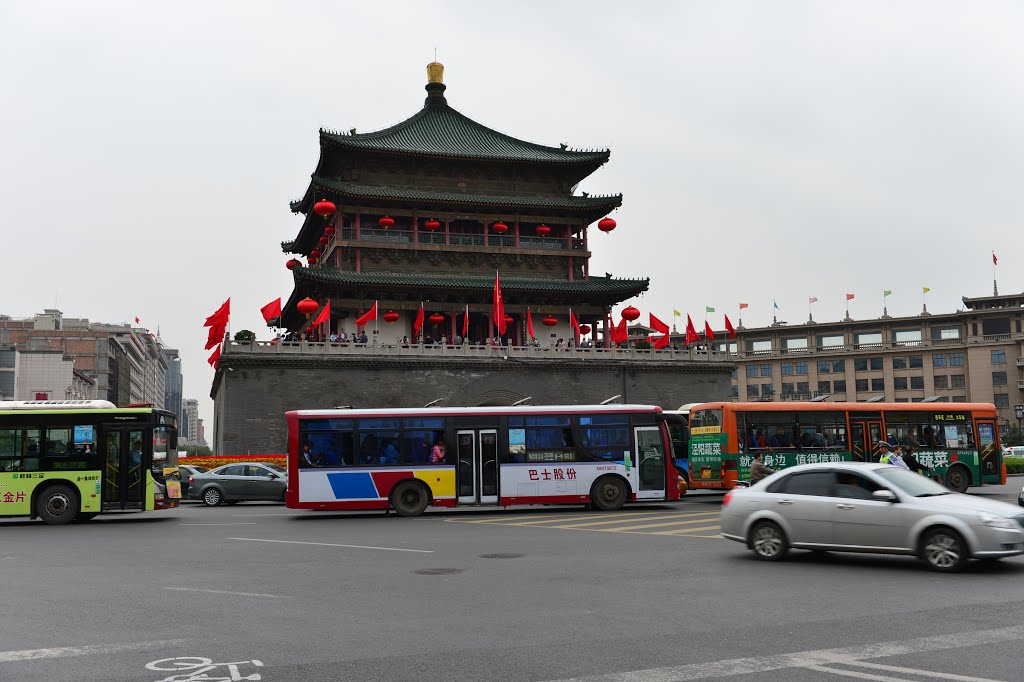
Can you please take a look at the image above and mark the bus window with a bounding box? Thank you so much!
[795,412,848,450]
[302,429,355,466]
[742,412,798,450]
[401,430,444,465]
[578,415,630,461]
[689,409,722,431]
[0,429,22,471]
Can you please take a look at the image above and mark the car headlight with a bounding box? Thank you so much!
[977,512,1016,529]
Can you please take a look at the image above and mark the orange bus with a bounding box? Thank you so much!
[687,401,1004,493]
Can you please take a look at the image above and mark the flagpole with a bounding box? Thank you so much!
[374,299,378,345]
[993,252,998,296]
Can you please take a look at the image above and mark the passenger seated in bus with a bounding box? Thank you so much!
[768,427,789,449]
[380,440,400,465]
[301,442,323,467]
[922,426,941,448]
[430,438,446,463]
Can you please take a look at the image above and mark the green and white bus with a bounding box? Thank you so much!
[0,400,180,524]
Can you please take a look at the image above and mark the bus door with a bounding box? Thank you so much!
[975,417,1000,482]
[634,426,667,499]
[100,426,146,510]
[456,429,498,505]
[849,418,884,462]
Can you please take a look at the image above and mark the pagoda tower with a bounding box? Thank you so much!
[279,61,647,345]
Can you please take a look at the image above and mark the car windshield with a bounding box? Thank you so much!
[266,464,286,473]
[875,468,951,497]
[191,466,208,473]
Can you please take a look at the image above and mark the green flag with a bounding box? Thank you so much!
[705,306,715,313]
[883,290,892,298]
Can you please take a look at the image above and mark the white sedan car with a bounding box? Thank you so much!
[720,462,1024,572]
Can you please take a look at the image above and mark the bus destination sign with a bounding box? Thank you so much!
[933,413,968,423]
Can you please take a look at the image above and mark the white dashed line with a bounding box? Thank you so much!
[227,537,433,553]
[0,639,189,663]
[164,587,286,599]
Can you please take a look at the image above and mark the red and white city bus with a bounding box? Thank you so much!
[286,405,681,516]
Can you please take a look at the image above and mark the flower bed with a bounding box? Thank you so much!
[179,454,286,470]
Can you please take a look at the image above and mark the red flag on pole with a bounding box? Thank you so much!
[207,346,221,369]
[993,251,998,265]
[846,293,855,301]
[526,308,535,339]
[704,320,715,342]
[493,272,506,335]
[738,303,749,310]
[412,304,424,339]
[134,316,140,324]
[354,301,377,327]
[204,299,230,327]
[650,313,670,349]
[724,314,736,339]
[260,298,282,324]
[462,304,469,337]
[569,309,581,344]
[685,314,698,346]
[204,324,223,351]
[610,317,628,345]
[312,299,331,327]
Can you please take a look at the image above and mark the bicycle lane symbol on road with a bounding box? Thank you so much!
[145,656,264,682]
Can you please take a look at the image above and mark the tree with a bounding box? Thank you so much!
[184,445,213,458]
[234,329,255,342]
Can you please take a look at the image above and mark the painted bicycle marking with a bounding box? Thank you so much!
[145,656,264,681]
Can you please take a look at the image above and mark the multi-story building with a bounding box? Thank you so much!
[725,291,1024,429]
[163,348,183,424]
[182,398,199,445]
[197,418,206,447]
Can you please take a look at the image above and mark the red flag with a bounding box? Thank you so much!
[685,314,698,346]
[569,309,581,344]
[205,323,225,351]
[650,313,670,349]
[412,304,424,338]
[738,303,749,310]
[207,346,221,369]
[527,308,535,339]
[724,315,736,339]
[260,298,282,324]
[610,317,628,345]
[462,304,469,337]
[312,299,331,327]
[354,301,377,327]
[704,320,715,342]
[846,293,855,301]
[493,272,506,335]
[134,316,140,324]
[993,252,998,265]
[204,298,230,327]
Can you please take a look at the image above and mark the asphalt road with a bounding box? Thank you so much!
[3,482,1024,682]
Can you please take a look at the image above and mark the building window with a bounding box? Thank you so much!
[894,377,908,390]
[817,360,830,374]
[856,379,869,392]
[746,365,759,378]
[910,376,924,390]
[760,364,772,377]
[731,386,739,398]
[932,354,947,367]
[749,340,771,354]
[994,394,1010,408]
[856,332,883,346]
[871,378,885,392]
[934,375,948,389]
[818,381,831,394]
[893,357,907,370]
[818,334,844,348]
[950,352,964,367]
[746,384,759,398]
[931,326,961,340]
[832,359,845,373]
[855,358,868,372]
[796,382,809,395]
[795,361,808,375]
[991,350,1006,364]
[951,374,966,388]
[781,382,796,396]
[895,398,909,403]
[762,383,775,396]
[833,380,847,393]
[894,329,922,344]
[781,363,793,376]
[784,337,808,351]
[909,355,923,369]
[993,371,1008,386]
[869,357,883,371]
[953,395,967,403]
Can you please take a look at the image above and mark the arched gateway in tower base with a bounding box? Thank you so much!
[211,63,733,455]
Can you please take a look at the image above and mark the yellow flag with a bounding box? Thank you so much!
[673,309,682,317]
[923,287,931,294]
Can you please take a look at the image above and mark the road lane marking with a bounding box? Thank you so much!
[554,513,717,529]
[180,523,258,526]
[647,525,722,535]
[0,639,189,663]
[544,624,1024,681]
[586,517,721,531]
[164,587,286,599]
[800,664,905,681]
[227,537,433,553]
[840,659,1005,682]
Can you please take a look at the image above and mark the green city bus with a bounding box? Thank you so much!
[0,400,180,524]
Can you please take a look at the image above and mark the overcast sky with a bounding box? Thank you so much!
[2,1,1022,434]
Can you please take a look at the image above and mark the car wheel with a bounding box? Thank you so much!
[749,521,789,561]
[391,481,429,517]
[36,484,79,525]
[944,465,970,494]
[921,527,967,573]
[202,488,223,507]
[590,476,628,511]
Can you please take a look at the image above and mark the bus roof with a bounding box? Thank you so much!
[0,400,118,410]
[686,401,997,413]
[291,404,664,418]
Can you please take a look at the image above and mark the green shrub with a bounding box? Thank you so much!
[1005,458,1024,475]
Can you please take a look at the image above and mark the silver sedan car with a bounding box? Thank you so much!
[720,462,1024,572]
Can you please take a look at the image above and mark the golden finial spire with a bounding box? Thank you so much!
[427,58,444,84]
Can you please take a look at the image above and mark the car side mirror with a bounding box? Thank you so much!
[872,489,897,503]
[267,474,278,479]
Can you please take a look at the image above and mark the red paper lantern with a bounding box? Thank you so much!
[309,249,320,260]
[503,315,514,326]
[424,219,441,231]
[308,255,318,265]
[535,224,551,237]
[598,217,617,233]
[542,316,558,328]
[314,200,336,218]
[379,215,395,230]
[319,236,329,246]
[429,313,445,325]
[579,324,591,335]
[286,258,302,270]
[621,306,640,321]
[296,298,319,318]
[324,226,336,236]
[383,311,400,324]
[492,222,509,234]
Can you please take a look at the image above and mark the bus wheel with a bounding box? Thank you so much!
[945,465,970,494]
[391,481,429,517]
[73,512,98,523]
[36,485,79,525]
[590,476,627,512]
